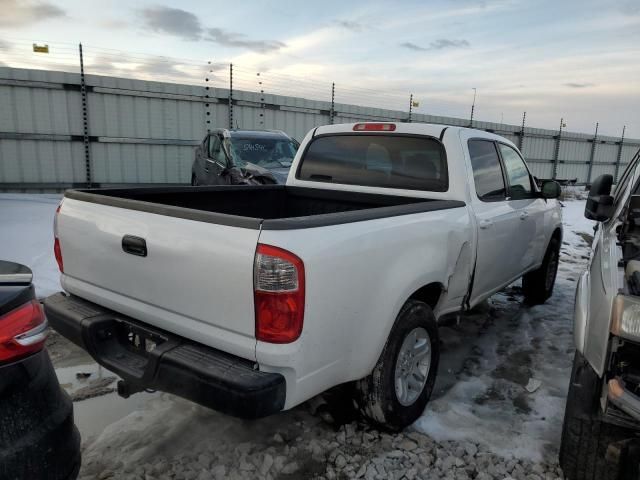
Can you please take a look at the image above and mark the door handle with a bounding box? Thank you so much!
[479,219,493,230]
[519,211,529,220]
[122,235,147,257]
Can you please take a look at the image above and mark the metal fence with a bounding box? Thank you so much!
[1,64,638,191]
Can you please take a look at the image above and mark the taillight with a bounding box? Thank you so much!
[353,123,396,132]
[54,201,63,273]
[0,300,48,364]
[254,244,305,343]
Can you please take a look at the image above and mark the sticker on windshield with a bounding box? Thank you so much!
[241,143,267,152]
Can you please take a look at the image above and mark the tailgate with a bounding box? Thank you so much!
[56,197,259,361]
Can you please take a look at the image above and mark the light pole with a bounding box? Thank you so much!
[470,88,477,127]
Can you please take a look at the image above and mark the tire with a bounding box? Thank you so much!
[559,351,633,480]
[354,300,439,432]
[523,236,560,305]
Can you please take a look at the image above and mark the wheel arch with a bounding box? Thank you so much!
[407,282,445,311]
[361,280,445,379]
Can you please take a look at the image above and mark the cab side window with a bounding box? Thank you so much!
[498,144,534,199]
[208,135,220,159]
[214,136,228,165]
[468,140,507,201]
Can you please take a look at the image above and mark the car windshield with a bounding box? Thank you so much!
[228,137,298,169]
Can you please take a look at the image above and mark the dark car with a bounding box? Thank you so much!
[191,129,299,186]
[0,261,80,480]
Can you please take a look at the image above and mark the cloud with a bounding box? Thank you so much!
[140,6,203,41]
[138,6,286,53]
[400,39,470,51]
[334,20,366,32]
[400,42,428,52]
[0,0,65,27]
[206,28,286,53]
[429,39,470,49]
[563,82,595,88]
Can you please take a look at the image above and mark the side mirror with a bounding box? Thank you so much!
[585,174,614,221]
[541,180,561,199]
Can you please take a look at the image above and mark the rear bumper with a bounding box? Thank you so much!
[44,293,286,419]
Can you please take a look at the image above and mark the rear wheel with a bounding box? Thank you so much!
[560,351,634,480]
[523,236,560,305]
[354,300,439,431]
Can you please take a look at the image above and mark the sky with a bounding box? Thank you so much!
[0,0,638,137]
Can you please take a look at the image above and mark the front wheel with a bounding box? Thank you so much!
[354,300,439,431]
[523,236,560,305]
[559,351,632,480]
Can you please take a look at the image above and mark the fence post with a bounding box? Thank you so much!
[586,122,599,184]
[469,88,477,128]
[552,117,564,180]
[205,61,212,133]
[330,82,335,125]
[614,125,626,183]
[228,63,234,129]
[79,43,92,186]
[258,72,265,127]
[518,111,526,151]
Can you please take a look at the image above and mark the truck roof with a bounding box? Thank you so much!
[313,122,515,146]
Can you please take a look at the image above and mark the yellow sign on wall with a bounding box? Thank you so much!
[32,44,49,54]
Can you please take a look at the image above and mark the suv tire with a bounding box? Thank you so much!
[354,300,439,431]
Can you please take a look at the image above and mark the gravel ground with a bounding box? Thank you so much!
[80,418,564,480]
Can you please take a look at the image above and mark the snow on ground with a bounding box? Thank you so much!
[1,192,594,479]
[0,194,62,297]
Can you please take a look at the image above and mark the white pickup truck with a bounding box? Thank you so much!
[45,122,563,430]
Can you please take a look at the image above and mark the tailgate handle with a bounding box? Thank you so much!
[122,235,147,257]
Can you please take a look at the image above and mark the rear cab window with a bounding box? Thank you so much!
[297,135,448,192]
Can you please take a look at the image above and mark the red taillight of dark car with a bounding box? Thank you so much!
[0,300,48,363]
[254,244,305,343]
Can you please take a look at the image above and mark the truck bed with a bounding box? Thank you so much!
[65,185,465,230]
